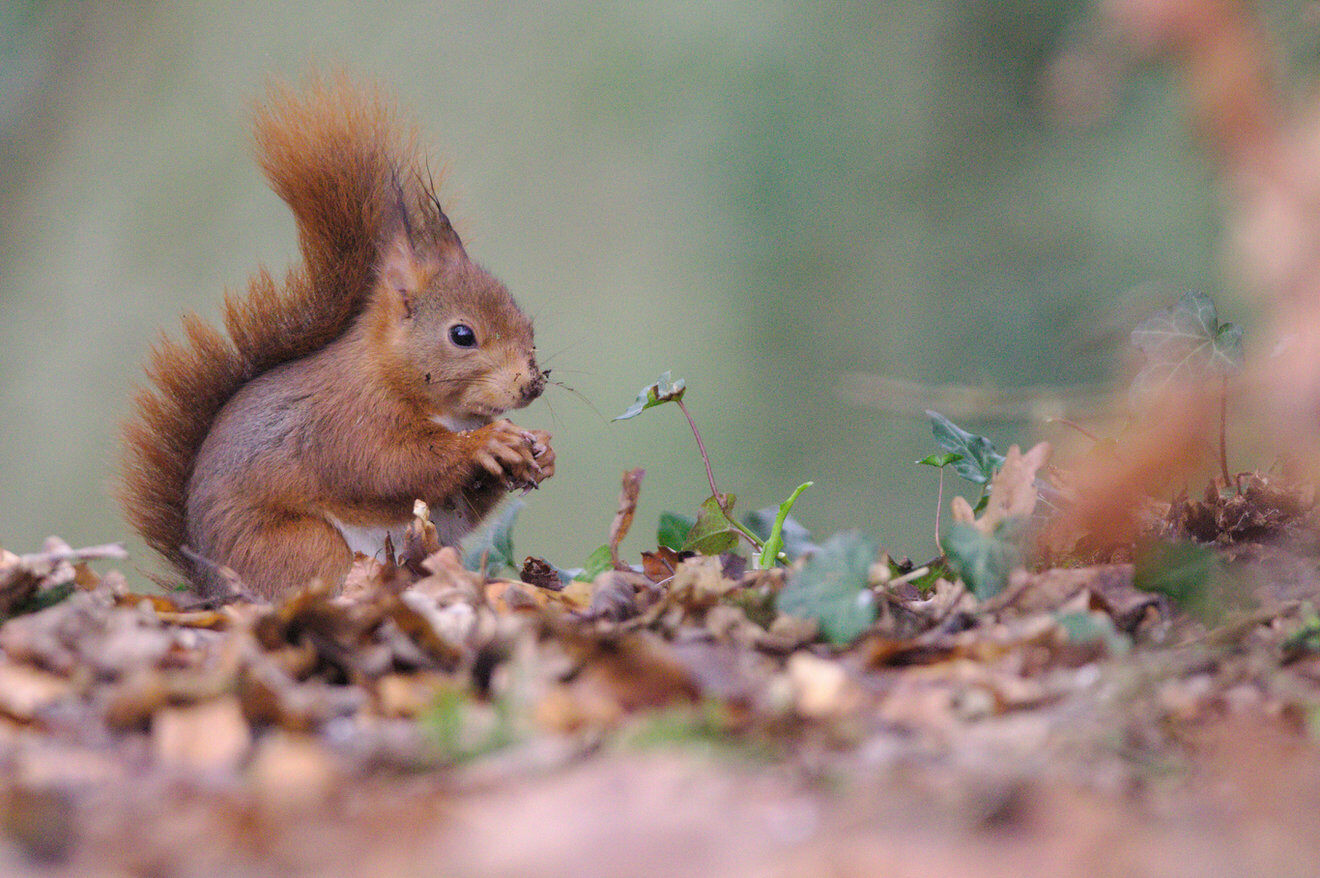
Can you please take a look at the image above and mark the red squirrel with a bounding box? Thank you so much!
[120,73,554,598]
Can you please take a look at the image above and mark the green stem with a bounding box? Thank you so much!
[934,466,946,553]
[756,481,812,569]
[729,516,765,552]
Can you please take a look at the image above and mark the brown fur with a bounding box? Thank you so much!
[120,72,552,597]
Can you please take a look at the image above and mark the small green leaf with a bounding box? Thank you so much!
[887,557,948,596]
[918,452,964,468]
[461,500,524,576]
[941,521,1019,599]
[1130,291,1244,405]
[926,411,1005,485]
[658,511,696,552]
[751,482,813,568]
[1055,610,1131,656]
[1215,321,1244,366]
[777,531,877,646]
[1282,605,1320,660]
[681,494,741,555]
[1,582,76,623]
[1133,541,1230,623]
[423,688,518,765]
[613,371,687,421]
[574,544,614,582]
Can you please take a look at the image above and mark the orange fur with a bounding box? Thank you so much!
[120,72,553,598]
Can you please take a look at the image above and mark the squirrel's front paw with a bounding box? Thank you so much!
[526,429,555,485]
[473,420,552,490]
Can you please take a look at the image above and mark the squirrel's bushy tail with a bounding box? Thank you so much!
[121,72,409,581]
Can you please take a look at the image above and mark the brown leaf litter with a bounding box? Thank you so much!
[1,510,1319,874]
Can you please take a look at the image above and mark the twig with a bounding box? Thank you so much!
[889,565,931,588]
[1218,375,1231,487]
[674,396,763,551]
[1046,417,1102,445]
[675,397,719,501]
[18,543,128,566]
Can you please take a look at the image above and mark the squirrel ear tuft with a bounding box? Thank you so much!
[420,191,465,261]
[385,170,464,266]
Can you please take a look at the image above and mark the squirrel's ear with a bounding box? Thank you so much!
[380,232,425,318]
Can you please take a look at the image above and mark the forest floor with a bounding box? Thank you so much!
[3,483,1320,876]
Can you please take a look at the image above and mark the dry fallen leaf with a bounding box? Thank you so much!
[519,556,563,591]
[640,546,686,583]
[247,730,340,812]
[402,499,443,566]
[535,682,624,733]
[609,468,646,569]
[152,696,252,771]
[413,547,485,602]
[0,541,128,616]
[955,442,1052,536]
[373,672,449,719]
[562,630,701,714]
[0,663,73,722]
[786,652,862,719]
[982,442,1051,530]
[341,556,392,603]
[486,580,551,613]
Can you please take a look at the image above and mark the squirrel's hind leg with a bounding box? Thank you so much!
[224,513,354,600]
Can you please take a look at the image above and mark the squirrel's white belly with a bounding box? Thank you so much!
[324,514,410,560]
[323,507,479,559]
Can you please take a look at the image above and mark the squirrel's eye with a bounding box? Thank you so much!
[449,324,477,348]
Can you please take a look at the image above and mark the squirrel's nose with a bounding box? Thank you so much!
[522,365,547,403]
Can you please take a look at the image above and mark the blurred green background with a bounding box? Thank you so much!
[1,0,1242,580]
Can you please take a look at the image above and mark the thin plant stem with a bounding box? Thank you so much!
[674,397,763,550]
[889,565,931,588]
[730,515,766,551]
[675,398,719,501]
[1046,417,1101,445]
[934,466,947,553]
[1219,375,1231,487]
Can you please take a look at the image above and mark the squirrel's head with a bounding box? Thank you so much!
[372,223,544,428]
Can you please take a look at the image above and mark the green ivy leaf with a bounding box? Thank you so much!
[681,494,741,555]
[423,687,518,764]
[926,411,1005,485]
[1,582,76,623]
[1130,291,1244,405]
[886,557,948,596]
[573,544,615,582]
[613,371,687,421]
[1282,606,1320,660]
[777,531,877,646]
[461,499,524,576]
[917,452,964,468]
[1055,610,1131,656]
[658,511,696,552]
[940,521,1019,599]
[1133,541,1232,623]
